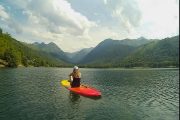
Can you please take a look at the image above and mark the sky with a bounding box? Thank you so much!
[0,0,179,52]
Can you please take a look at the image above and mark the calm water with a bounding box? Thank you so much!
[0,68,179,120]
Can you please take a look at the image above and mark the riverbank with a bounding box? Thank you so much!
[0,59,8,67]
[0,58,179,69]
[0,65,178,70]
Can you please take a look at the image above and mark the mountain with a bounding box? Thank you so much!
[118,37,156,47]
[1,28,178,68]
[27,42,69,62]
[0,30,69,67]
[79,37,153,66]
[79,39,136,67]
[121,36,179,67]
[66,47,93,63]
[79,36,179,68]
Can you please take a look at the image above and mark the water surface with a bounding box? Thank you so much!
[0,68,179,120]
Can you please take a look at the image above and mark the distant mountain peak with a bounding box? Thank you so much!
[32,42,45,45]
[138,36,145,39]
[32,42,58,48]
[99,38,115,46]
[102,38,113,43]
[137,36,147,40]
[104,38,113,41]
[34,42,39,44]
[40,42,45,45]
[48,42,56,46]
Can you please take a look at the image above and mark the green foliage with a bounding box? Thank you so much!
[0,27,179,68]
[4,49,18,67]
[0,28,2,34]
[79,36,179,68]
[0,27,70,67]
[80,39,135,64]
[120,36,179,68]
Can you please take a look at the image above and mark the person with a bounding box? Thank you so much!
[69,66,81,88]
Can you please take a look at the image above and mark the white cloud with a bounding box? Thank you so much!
[103,0,179,39]
[103,0,107,4]
[103,0,142,34]
[137,0,179,38]
[0,5,9,20]
[0,0,179,52]
[1,0,97,52]
[0,5,23,34]
[23,0,96,36]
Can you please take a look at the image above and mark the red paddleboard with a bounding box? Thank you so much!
[61,80,101,97]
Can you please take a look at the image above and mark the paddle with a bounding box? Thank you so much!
[81,84,88,88]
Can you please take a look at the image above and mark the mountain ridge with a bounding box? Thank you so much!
[26,42,69,62]
[78,35,179,68]
[0,30,69,67]
[0,28,179,68]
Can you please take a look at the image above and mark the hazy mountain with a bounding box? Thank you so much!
[65,47,93,63]
[30,39,145,65]
[28,42,68,62]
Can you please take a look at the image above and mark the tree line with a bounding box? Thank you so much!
[0,28,69,67]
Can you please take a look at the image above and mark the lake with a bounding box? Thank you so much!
[0,67,179,120]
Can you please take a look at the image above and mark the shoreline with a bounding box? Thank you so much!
[0,65,179,70]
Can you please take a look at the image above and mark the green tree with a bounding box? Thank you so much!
[0,28,2,35]
[22,56,29,67]
[4,49,18,67]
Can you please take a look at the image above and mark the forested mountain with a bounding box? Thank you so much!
[79,36,179,68]
[79,39,136,67]
[0,29,69,67]
[115,37,154,47]
[26,42,68,62]
[0,28,179,68]
[78,37,152,66]
[120,36,179,67]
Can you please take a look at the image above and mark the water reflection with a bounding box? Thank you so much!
[68,92,81,111]
[69,91,80,103]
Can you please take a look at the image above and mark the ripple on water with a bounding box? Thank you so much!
[0,68,179,120]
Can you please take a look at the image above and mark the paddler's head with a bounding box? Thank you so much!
[73,66,79,72]
[73,66,79,71]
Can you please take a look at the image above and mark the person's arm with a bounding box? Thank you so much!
[68,73,73,82]
[69,73,73,76]
[79,73,81,78]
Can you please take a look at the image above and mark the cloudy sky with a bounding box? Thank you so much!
[0,0,179,52]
